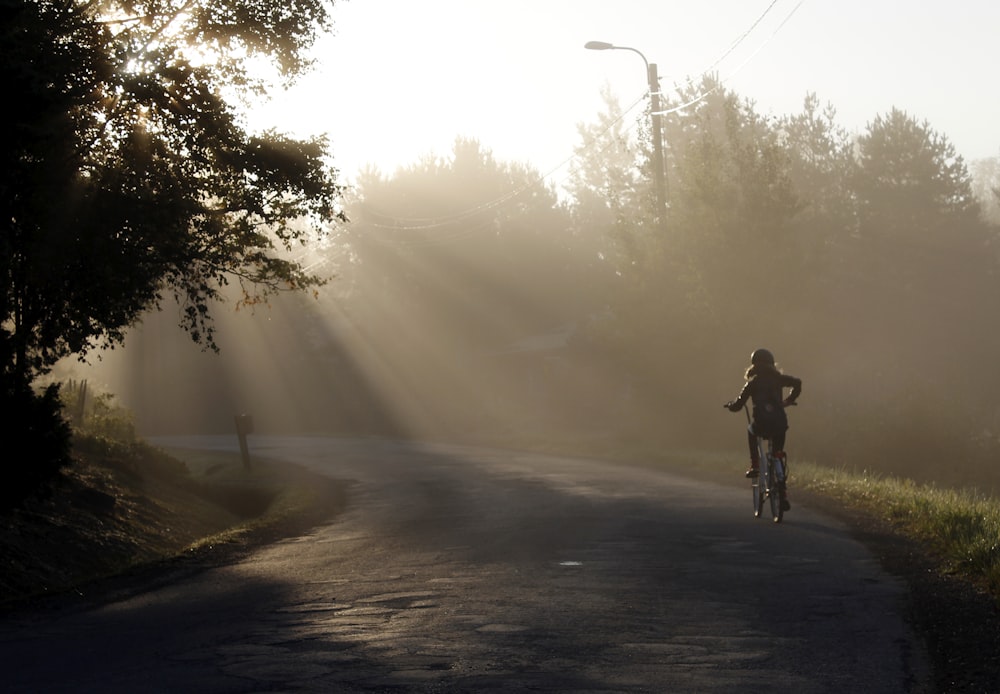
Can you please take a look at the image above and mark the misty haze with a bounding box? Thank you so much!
[4,1,1000,691]
[84,95,1000,496]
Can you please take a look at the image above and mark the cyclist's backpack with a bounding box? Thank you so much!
[751,376,788,438]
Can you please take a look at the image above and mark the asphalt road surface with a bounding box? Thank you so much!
[0,437,928,692]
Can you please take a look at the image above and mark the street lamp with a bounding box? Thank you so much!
[585,40,666,228]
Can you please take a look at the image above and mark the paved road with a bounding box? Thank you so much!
[1,437,928,692]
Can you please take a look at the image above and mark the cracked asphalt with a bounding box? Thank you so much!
[0,437,929,692]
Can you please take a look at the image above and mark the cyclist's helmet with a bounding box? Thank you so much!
[750,348,775,366]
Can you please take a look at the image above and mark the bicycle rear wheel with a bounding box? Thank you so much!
[751,436,765,518]
[752,475,763,517]
[767,458,783,523]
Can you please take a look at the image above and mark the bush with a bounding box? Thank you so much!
[61,381,136,442]
[0,384,72,510]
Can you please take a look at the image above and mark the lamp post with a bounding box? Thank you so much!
[585,40,666,228]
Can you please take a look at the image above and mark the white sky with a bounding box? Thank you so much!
[247,0,1000,185]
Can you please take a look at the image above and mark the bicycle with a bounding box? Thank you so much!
[744,404,788,523]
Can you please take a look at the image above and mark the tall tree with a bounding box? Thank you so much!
[847,109,996,407]
[850,108,987,319]
[660,74,800,332]
[854,108,979,245]
[1,0,343,395]
[779,93,857,264]
[0,0,342,503]
[565,85,647,273]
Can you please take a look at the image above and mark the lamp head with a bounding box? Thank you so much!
[584,41,614,50]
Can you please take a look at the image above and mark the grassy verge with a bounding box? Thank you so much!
[159,446,348,552]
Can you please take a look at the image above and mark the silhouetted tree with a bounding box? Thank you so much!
[564,76,1000,478]
[854,108,979,248]
[664,76,801,323]
[0,0,342,501]
[1,0,343,393]
[849,109,988,328]
[802,108,1000,472]
[779,93,857,273]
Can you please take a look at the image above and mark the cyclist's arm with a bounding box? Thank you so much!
[725,381,752,411]
[782,374,802,405]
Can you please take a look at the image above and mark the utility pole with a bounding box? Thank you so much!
[585,41,667,230]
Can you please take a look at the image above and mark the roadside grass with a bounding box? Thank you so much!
[157,446,345,552]
[57,389,341,564]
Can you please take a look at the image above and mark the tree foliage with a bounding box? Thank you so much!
[854,108,979,243]
[846,108,992,380]
[1,0,344,395]
[317,138,613,435]
[0,383,71,510]
[663,75,800,327]
[563,73,1000,478]
[565,85,646,273]
[348,137,587,346]
[0,0,342,505]
[778,93,856,268]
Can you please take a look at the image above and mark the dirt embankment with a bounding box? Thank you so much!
[0,446,347,608]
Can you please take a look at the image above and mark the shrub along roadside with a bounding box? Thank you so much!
[0,384,72,511]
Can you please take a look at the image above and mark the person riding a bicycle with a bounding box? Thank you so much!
[725,348,802,495]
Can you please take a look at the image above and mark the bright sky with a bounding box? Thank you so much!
[247,0,1000,185]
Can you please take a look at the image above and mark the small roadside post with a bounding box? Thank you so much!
[235,414,254,470]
